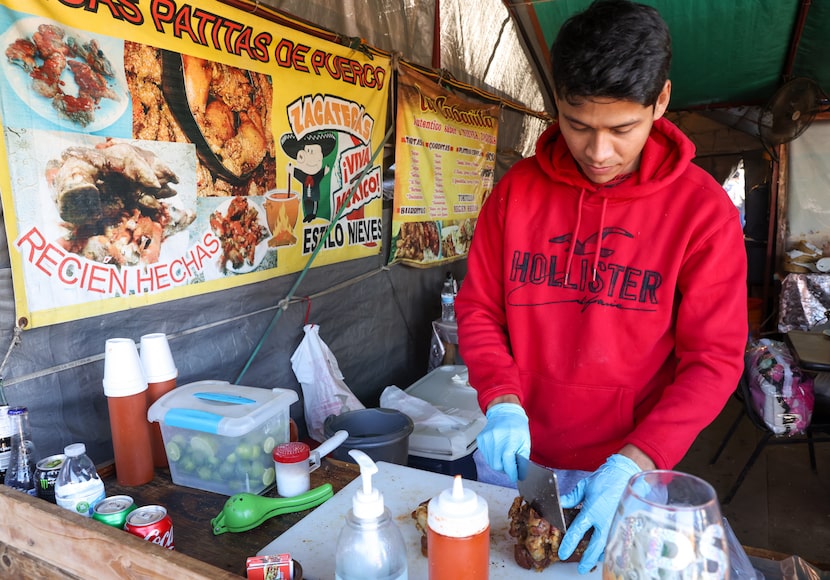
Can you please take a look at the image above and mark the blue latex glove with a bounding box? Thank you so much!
[476,402,530,482]
[557,454,641,574]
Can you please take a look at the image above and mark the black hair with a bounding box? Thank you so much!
[551,0,671,107]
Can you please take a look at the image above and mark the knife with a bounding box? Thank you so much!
[516,454,567,531]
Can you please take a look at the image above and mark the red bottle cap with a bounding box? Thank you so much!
[273,442,310,463]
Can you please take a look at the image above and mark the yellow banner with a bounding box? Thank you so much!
[0,1,389,328]
[389,66,497,266]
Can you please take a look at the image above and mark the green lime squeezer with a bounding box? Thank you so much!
[211,484,333,534]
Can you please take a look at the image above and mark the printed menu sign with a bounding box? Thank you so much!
[389,65,498,266]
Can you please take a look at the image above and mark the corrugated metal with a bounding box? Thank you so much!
[793,0,830,85]
[514,0,829,111]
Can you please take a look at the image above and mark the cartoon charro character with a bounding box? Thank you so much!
[280,132,337,222]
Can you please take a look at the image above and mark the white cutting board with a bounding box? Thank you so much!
[259,462,599,580]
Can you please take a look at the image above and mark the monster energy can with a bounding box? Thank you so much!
[35,454,66,503]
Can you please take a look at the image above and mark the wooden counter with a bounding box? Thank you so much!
[0,458,359,579]
[3,458,826,577]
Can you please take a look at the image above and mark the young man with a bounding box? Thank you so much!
[455,0,747,573]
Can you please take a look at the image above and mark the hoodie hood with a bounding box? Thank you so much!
[534,117,696,283]
[534,116,696,200]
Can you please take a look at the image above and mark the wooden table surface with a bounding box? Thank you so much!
[102,458,360,577]
[101,458,830,576]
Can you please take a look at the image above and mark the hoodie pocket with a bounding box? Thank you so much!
[523,371,636,468]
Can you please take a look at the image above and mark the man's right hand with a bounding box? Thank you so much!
[477,402,530,481]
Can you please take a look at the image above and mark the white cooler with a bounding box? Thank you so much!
[403,365,485,479]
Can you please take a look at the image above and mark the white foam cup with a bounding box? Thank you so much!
[103,338,147,397]
[139,333,178,383]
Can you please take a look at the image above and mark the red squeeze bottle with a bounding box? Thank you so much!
[104,338,154,486]
[140,333,178,468]
[427,475,490,579]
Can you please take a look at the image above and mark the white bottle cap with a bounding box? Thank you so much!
[65,443,85,457]
[349,449,384,520]
[428,475,489,537]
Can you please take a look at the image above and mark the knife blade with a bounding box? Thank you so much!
[516,454,567,532]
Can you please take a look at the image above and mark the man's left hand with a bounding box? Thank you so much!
[557,454,641,574]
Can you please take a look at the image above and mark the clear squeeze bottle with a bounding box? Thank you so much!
[54,443,106,517]
[335,449,408,580]
[427,475,490,580]
[4,406,40,495]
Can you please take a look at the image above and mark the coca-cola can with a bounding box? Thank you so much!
[124,505,174,550]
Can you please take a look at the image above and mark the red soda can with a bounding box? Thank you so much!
[124,505,175,550]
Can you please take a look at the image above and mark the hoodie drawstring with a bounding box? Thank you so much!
[563,189,585,286]
[593,198,608,282]
[564,191,608,285]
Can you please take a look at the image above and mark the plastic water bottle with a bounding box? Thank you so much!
[54,443,106,517]
[441,273,456,322]
[335,450,407,580]
[4,406,40,495]
[0,382,13,483]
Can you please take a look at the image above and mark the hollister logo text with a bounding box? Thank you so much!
[508,226,661,313]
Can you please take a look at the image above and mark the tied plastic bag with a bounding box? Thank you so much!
[746,339,815,436]
[290,324,364,442]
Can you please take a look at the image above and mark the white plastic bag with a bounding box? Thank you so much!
[290,324,364,442]
[379,385,469,430]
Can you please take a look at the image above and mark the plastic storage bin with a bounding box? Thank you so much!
[147,380,298,496]
[403,365,485,479]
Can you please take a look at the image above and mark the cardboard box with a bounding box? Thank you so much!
[148,380,298,495]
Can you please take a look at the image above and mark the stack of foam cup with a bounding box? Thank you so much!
[139,333,178,468]
[103,338,155,486]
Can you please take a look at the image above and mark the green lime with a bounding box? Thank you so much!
[235,443,255,460]
[165,441,182,462]
[262,466,275,486]
[180,457,196,473]
[218,462,235,479]
[190,450,207,466]
[225,452,238,463]
[190,435,218,458]
[262,436,276,454]
[248,461,265,480]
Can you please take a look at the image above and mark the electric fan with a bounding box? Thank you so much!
[757,77,829,160]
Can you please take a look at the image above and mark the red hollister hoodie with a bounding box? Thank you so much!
[455,117,747,471]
